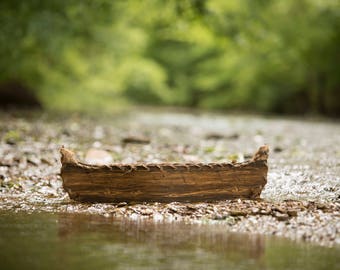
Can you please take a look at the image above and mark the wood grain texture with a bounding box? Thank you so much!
[60,146,269,203]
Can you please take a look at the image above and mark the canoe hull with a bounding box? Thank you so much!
[60,147,268,203]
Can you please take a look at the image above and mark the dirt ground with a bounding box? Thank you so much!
[0,108,339,246]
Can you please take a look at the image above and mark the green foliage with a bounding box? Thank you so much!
[0,0,339,115]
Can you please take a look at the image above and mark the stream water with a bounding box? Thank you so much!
[0,211,338,270]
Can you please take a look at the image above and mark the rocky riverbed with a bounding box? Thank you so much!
[0,108,339,246]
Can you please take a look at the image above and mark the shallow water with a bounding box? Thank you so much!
[0,211,338,270]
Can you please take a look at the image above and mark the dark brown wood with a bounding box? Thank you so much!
[60,146,269,203]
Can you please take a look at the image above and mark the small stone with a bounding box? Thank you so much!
[229,210,247,216]
[85,149,113,165]
[116,202,127,208]
[141,209,153,216]
[302,201,309,208]
[273,206,286,213]
[41,158,53,165]
[27,157,40,166]
[204,133,224,140]
[287,210,298,217]
[186,205,198,211]
[61,128,71,136]
[260,209,271,215]
[275,212,290,221]
[316,203,327,210]
[5,138,17,145]
[274,146,283,153]
[227,133,240,140]
[168,206,179,213]
[213,214,227,220]
[121,136,150,144]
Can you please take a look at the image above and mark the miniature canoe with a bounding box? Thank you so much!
[60,146,269,203]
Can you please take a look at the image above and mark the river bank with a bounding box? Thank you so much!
[0,108,339,246]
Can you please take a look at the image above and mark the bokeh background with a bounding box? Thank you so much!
[1,0,339,116]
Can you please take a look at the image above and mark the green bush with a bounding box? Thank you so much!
[0,0,339,116]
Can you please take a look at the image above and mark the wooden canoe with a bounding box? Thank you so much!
[60,145,269,203]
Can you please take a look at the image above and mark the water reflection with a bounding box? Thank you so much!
[58,214,266,268]
[0,212,338,270]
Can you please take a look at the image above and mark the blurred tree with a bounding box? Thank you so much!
[0,0,114,109]
[0,0,339,115]
[0,0,113,81]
